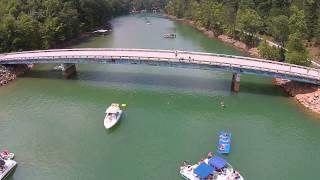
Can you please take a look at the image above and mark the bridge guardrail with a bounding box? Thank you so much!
[2,54,319,81]
[2,48,319,73]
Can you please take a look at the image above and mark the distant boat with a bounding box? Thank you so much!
[104,103,123,129]
[217,130,232,154]
[146,20,151,25]
[52,64,64,71]
[163,33,176,38]
[92,29,110,36]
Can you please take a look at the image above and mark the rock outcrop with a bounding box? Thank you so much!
[0,65,33,87]
[273,78,320,114]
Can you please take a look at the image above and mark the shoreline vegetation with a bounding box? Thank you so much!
[166,14,320,114]
[0,0,167,86]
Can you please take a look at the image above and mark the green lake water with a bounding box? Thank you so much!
[1,14,320,180]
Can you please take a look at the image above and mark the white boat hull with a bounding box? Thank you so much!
[180,159,244,180]
[0,160,17,180]
[104,110,122,129]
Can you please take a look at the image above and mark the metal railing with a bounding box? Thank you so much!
[0,48,319,82]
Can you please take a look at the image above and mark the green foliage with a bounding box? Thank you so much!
[285,34,310,66]
[236,9,262,45]
[236,9,262,35]
[304,0,320,40]
[164,0,319,66]
[269,15,289,45]
[0,0,136,53]
[288,5,307,37]
[257,40,281,61]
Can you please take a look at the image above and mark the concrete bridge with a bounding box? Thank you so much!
[0,48,319,91]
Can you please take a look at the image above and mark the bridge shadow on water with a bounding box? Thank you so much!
[23,69,287,97]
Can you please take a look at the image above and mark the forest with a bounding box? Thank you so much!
[0,0,165,53]
[165,0,320,66]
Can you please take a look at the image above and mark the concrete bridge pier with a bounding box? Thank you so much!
[62,63,77,79]
[231,73,240,92]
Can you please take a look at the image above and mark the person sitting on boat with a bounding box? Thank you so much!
[219,134,227,139]
[0,150,9,159]
[219,129,229,139]
[206,174,213,180]
[219,144,226,151]
[198,159,204,164]
[182,160,188,166]
[207,151,213,158]
[233,170,241,180]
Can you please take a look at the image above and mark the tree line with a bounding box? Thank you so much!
[0,0,134,53]
[165,0,320,66]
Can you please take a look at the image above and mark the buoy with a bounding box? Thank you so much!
[121,104,127,107]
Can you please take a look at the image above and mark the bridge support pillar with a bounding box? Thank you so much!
[62,63,77,79]
[231,73,240,92]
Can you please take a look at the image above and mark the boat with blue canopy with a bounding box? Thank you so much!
[180,156,244,180]
[217,130,232,154]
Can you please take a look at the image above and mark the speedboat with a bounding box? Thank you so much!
[104,103,122,129]
[0,159,17,180]
[180,156,244,180]
[217,130,232,154]
[163,33,176,38]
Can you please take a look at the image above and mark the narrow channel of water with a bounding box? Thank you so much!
[0,14,319,180]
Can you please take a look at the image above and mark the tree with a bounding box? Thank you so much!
[257,39,281,61]
[304,0,319,40]
[238,0,255,11]
[288,5,307,37]
[285,34,310,66]
[269,15,289,46]
[236,9,262,45]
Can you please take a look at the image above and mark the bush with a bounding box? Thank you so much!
[257,40,281,61]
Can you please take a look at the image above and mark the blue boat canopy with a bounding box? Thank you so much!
[194,163,214,178]
[208,156,228,169]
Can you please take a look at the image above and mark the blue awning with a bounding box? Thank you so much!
[208,156,228,169]
[194,163,214,178]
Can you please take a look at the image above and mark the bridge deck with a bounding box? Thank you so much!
[0,48,319,85]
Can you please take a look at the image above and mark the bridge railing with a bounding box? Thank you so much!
[4,53,319,81]
[1,48,319,81]
[2,48,318,72]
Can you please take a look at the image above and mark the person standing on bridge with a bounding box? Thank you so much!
[175,50,178,58]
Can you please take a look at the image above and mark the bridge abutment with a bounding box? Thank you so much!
[231,73,240,92]
[62,64,77,79]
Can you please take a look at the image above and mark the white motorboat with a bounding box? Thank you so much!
[104,103,123,129]
[0,159,17,180]
[180,156,244,180]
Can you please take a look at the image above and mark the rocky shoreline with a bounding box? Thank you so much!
[167,14,320,115]
[273,78,320,114]
[0,65,33,86]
